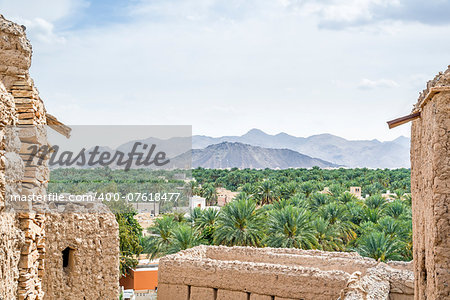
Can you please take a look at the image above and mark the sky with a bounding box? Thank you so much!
[1,0,449,141]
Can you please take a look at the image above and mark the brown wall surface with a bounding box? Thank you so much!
[411,82,450,299]
[158,246,414,300]
[0,14,121,299]
[43,211,120,300]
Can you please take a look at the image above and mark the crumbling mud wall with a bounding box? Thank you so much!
[411,67,450,299]
[43,208,120,300]
[158,246,414,300]
[0,14,50,300]
[0,51,26,300]
[0,15,31,91]
[0,14,120,300]
[0,213,23,299]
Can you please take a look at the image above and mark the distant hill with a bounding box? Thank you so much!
[51,129,409,170]
[180,142,339,169]
[193,129,410,168]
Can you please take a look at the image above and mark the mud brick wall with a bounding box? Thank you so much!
[43,209,120,300]
[0,14,120,300]
[16,213,46,300]
[0,14,48,300]
[411,67,450,300]
[0,213,23,299]
[0,71,25,299]
[0,15,31,91]
[158,246,414,300]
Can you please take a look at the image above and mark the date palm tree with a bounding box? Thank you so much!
[277,182,298,200]
[365,195,387,210]
[384,200,408,220]
[339,192,358,204]
[145,215,176,259]
[376,216,408,239]
[308,193,332,210]
[265,206,317,249]
[167,224,204,254]
[318,202,356,243]
[240,183,258,197]
[312,217,344,251]
[356,231,403,262]
[201,183,217,206]
[214,198,263,246]
[188,207,203,225]
[257,180,277,205]
[300,181,317,198]
[196,208,219,243]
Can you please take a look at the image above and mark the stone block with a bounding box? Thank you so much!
[190,286,216,300]
[251,294,273,300]
[19,249,39,269]
[217,289,249,300]
[157,283,189,300]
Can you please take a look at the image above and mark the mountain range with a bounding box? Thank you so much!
[192,129,410,169]
[188,142,339,169]
[53,129,410,169]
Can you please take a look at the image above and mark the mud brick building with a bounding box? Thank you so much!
[0,15,120,300]
[410,67,450,300]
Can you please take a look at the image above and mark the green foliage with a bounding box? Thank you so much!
[50,167,413,266]
[194,208,220,243]
[265,206,317,249]
[356,232,403,262]
[115,208,143,276]
[214,198,264,246]
[312,217,344,251]
[189,167,412,262]
[167,224,204,254]
[144,215,177,260]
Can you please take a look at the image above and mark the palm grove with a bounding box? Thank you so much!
[49,167,412,274]
[142,167,412,263]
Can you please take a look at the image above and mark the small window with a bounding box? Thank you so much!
[62,247,75,270]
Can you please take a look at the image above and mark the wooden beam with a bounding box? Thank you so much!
[387,112,421,129]
[46,113,71,138]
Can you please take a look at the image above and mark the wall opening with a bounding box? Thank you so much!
[62,247,75,271]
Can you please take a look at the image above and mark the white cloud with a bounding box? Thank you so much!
[300,0,377,22]
[12,0,449,142]
[0,0,87,45]
[0,0,88,22]
[284,0,450,28]
[358,78,400,89]
[17,18,66,44]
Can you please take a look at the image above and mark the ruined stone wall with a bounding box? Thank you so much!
[158,246,414,300]
[0,69,26,299]
[43,206,120,300]
[0,14,120,300]
[411,67,450,300]
[0,14,48,300]
[0,213,23,299]
[0,15,31,91]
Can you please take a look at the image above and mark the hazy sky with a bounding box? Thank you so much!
[1,0,449,141]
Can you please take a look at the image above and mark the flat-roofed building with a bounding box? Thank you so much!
[120,259,159,298]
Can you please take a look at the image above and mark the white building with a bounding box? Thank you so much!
[189,196,206,210]
[122,289,135,300]
[349,187,363,199]
[381,190,397,202]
